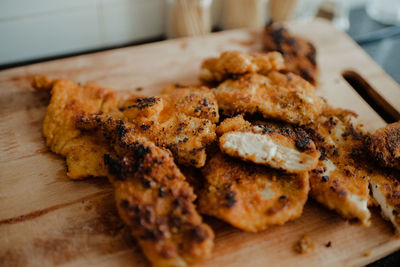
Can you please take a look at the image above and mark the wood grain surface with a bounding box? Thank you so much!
[1,19,400,267]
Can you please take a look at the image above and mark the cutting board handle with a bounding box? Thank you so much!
[342,70,400,123]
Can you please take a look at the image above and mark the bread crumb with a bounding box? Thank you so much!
[364,250,371,257]
[294,235,315,254]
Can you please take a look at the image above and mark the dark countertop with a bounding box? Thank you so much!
[348,8,400,84]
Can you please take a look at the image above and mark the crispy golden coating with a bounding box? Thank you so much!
[214,72,325,125]
[216,116,320,173]
[198,152,309,232]
[32,75,54,91]
[199,51,285,83]
[263,23,319,85]
[366,121,400,171]
[305,108,371,225]
[78,115,215,267]
[32,76,120,179]
[119,86,218,168]
[160,85,219,124]
[36,76,218,172]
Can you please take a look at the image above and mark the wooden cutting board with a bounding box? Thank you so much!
[1,19,400,267]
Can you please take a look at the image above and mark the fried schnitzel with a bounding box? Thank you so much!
[305,108,371,225]
[263,22,319,85]
[117,85,219,168]
[216,115,320,173]
[214,72,325,125]
[199,51,285,84]
[32,76,120,179]
[34,77,218,175]
[366,121,400,171]
[78,115,215,267]
[198,152,309,232]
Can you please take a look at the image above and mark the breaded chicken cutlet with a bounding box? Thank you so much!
[366,121,400,171]
[214,72,325,125]
[304,108,371,225]
[198,152,309,232]
[34,77,218,177]
[78,115,215,267]
[116,85,219,168]
[346,142,400,232]
[216,115,320,173]
[32,76,120,179]
[360,125,400,232]
[199,51,285,84]
[263,22,319,85]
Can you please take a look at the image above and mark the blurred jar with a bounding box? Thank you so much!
[269,0,299,22]
[166,0,213,38]
[221,0,269,29]
[366,0,400,25]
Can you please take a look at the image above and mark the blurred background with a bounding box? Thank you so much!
[0,0,399,265]
[0,0,399,85]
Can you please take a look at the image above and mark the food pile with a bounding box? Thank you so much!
[33,26,400,267]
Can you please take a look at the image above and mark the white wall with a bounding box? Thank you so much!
[0,0,165,65]
[0,0,366,66]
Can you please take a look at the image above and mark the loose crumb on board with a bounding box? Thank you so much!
[135,87,143,92]
[294,235,315,254]
[180,41,188,49]
[35,147,49,153]
[364,250,371,257]
[325,241,332,248]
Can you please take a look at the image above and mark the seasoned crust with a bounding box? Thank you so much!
[263,22,319,85]
[304,108,371,225]
[32,76,120,179]
[120,85,219,168]
[366,121,400,171]
[214,72,325,125]
[198,152,310,232]
[216,115,320,173]
[33,75,218,178]
[78,115,215,266]
[199,51,285,83]
[160,84,219,124]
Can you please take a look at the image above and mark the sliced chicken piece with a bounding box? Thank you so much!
[32,76,120,179]
[214,72,325,125]
[309,158,370,225]
[366,121,400,171]
[369,168,400,232]
[78,115,215,267]
[216,116,320,173]
[305,108,371,225]
[198,152,310,232]
[199,51,285,83]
